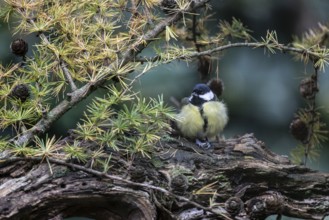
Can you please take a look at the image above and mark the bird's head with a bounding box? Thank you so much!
[189,83,215,106]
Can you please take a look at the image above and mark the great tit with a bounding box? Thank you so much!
[176,83,228,148]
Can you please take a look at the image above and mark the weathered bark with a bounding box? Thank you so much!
[1,133,329,220]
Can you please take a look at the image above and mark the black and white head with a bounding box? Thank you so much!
[189,83,215,106]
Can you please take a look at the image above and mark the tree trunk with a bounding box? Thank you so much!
[1,133,329,220]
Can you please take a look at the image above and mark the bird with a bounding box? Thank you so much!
[176,83,228,148]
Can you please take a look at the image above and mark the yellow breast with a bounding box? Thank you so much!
[176,101,228,139]
[176,104,204,138]
[202,101,228,138]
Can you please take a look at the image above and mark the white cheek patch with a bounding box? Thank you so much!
[199,91,214,101]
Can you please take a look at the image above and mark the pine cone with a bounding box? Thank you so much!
[289,117,309,143]
[170,174,189,195]
[10,84,30,102]
[10,39,28,56]
[299,77,318,100]
[225,197,243,216]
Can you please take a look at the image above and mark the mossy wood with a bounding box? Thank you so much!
[1,134,329,220]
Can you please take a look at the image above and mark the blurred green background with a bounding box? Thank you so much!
[1,0,329,170]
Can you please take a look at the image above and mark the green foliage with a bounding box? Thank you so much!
[10,143,35,157]
[89,148,107,169]
[0,137,9,151]
[0,107,38,130]
[219,17,252,41]
[63,141,88,163]
[0,0,178,172]
[0,3,14,22]
[260,30,282,54]
[298,109,328,145]
[100,154,112,173]
[291,144,320,165]
[290,109,328,164]
[292,24,329,71]
[293,23,329,48]
[74,93,174,158]
[0,0,328,172]
[33,135,63,159]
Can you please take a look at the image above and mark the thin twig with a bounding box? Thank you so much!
[136,42,326,62]
[192,12,201,52]
[59,61,77,91]
[152,193,176,219]
[130,0,138,15]
[304,66,318,166]
[188,42,322,58]
[1,62,23,79]
[134,55,161,63]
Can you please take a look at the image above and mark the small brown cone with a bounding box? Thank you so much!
[10,84,30,102]
[289,117,309,143]
[299,77,318,100]
[10,39,28,57]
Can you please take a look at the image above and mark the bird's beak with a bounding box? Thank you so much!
[189,93,196,102]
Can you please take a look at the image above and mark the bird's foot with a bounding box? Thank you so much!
[196,139,211,149]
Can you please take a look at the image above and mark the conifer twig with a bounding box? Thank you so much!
[183,42,325,59]
[59,60,78,91]
[136,42,327,63]
[10,0,210,146]
[30,20,78,92]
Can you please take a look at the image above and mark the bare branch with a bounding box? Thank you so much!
[182,42,324,59]
[59,60,77,91]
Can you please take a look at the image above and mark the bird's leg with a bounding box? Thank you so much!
[196,138,211,149]
[216,135,220,143]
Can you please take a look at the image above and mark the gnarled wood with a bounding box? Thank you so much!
[1,134,329,219]
[0,163,156,220]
